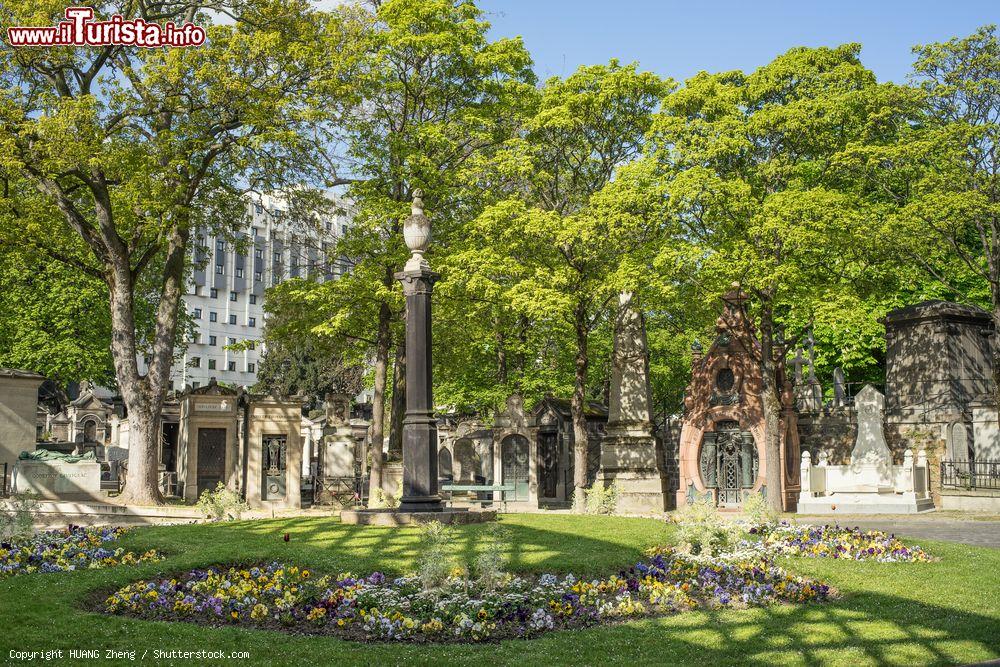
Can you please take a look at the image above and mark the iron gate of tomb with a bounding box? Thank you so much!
[501,435,530,501]
[196,428,226,497]
[262,435,287,501]
[699,421,757,506]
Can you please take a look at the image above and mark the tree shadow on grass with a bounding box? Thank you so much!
[567,591,999,666]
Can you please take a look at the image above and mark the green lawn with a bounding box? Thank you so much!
[2,514,998,666]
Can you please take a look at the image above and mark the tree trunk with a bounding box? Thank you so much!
[108,273,163,506]
[116,218,188,506]
[387,336,405,459]
[367,300,392,506]
[571,302,590,513]
[758,297,784,513]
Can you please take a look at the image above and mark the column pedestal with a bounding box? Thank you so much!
[396,268,443,513]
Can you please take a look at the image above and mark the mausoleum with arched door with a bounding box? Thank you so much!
[676,290,801,510]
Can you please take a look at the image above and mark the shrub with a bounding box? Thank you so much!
[671,498,741,556]
[585,481,620,515]
[474,521,508,591]
[741,492,779,531]
[415,521,458,590]
[0,493,38,542]
[370,486,399,509]
[196,482,249,522]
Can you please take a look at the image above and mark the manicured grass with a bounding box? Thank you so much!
[1,514,998,666]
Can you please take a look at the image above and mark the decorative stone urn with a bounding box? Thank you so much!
[403,189,431,272]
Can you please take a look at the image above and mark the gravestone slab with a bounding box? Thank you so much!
[972,403,1000,460]
[13,459,102,500]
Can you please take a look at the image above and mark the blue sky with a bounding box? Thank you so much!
[475,0,999,83]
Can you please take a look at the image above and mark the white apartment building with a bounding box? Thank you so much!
[139,192,352,391]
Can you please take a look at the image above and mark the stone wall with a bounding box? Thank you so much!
[796,408,856,464]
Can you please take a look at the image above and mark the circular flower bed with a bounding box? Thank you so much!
[0,526,162,579]
[750,524,933,562]
[103,550,831,642]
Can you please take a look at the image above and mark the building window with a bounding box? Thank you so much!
[235,267,244,278]
[254,271,262,282]
[248,363,256,373]
[228,314,237,325]
[209,335,217,346]
[216,239,225,252]
[208,359,216,370]
[215,264,224,275]
[210,288,218,298]
[229,291,238,302]
[190,356,201,368]
[227,337,236,346]
[250,295,257,305]
[248,341,256,350]
[192,308,202,319]
[254,248,263,259]
[209,312,218,322]
[228,361,237,372]
[273,251,281,262]
[248,317,256,328]
[193,332,201,344]
[192,381,200,389]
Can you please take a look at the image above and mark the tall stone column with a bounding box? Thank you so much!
[598,291,668,512]
[396,191,443,512]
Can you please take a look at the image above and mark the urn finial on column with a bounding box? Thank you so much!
[403,188,431,272]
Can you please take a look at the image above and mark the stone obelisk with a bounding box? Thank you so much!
[395,190,443,512]
[597,291,668,512]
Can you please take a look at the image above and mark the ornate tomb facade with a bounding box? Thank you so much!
[676,290,801,510]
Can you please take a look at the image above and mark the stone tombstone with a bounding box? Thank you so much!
[850,385,893,485]
[323,393,355,478]
[971,401,1000,461]
[326,393,351,426]
[598,291,666,513]
[607,291,653,433]
[947,422,971,463]
[13,458,102,500]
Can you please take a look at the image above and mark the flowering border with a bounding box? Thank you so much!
[101,550,832,643]
[0,526,162,579]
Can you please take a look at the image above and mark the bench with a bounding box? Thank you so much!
[441,483,516,510]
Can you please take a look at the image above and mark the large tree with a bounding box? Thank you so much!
[0,0,356,504]
[844,26,1000,397]
[650,45,900,510]
[273,0,535,505]
[452,61,671,511]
